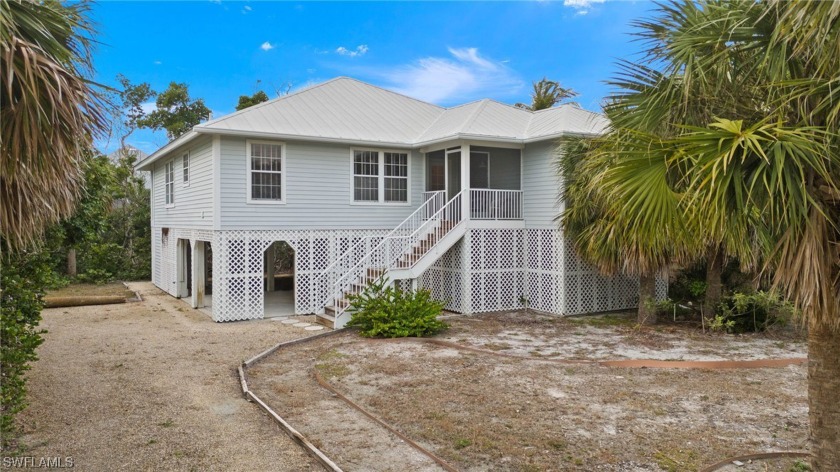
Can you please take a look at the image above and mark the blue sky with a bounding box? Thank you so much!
[91,1,655,154]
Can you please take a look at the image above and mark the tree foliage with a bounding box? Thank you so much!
[560,1,839,467]
[515,78,577,111]
[235,90,269,111]
[136,82,210,140]
[0,246,58,448]
[48,151,151,283]
[116,74,156,148]
[0,0,107,250]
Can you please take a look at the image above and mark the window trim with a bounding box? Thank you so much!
[165,160,175,208]
[246,139,287,205]
[182,151,190,187]
[349,148,411,206]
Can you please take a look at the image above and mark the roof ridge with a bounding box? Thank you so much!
[460,99,491,132]
[197,77,349,129]
[340,77,445,110]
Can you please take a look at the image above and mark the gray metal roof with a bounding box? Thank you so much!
[137,77,608,170]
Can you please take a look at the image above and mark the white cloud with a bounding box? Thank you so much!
[336,45,369,57]
[373,47,524,104]
[140,101,157,115]
[209,0,221,4]
[242,5,252,13]
[260,41,275,51]
[153,60,162,65]
[563,0,605,14]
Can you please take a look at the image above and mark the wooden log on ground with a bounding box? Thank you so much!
[44,296,127,308]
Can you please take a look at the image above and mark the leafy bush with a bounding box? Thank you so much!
[346,277,448,338]
[711,291,796,333]
[1,246,55,449]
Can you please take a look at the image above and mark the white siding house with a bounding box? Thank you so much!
[137,77,664,327]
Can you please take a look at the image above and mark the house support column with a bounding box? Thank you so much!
[191,240,205,308]
[461,144,470,220]
[265,243,276,292]
[461,231,473,314]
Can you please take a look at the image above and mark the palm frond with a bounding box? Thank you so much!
[0,0,106,249]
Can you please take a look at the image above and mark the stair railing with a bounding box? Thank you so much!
[313,190,445,311]
[328,190,464,325]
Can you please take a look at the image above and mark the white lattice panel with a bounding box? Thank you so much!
[418,238,467,313]
[209,229,387,322]
[149,225,665,323]
[523,229,565,314]
[559,237,640,315]
[462,228,525,313]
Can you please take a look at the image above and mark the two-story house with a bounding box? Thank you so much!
[136,77,662,328]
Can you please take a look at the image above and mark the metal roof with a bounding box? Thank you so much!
[137,77,608,170]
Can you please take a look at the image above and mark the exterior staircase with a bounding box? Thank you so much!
[314,191,465,328]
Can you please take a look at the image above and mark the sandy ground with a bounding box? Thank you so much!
[18,282,322,471]
[249,311,809,472]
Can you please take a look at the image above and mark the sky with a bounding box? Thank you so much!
[90,1,656,154]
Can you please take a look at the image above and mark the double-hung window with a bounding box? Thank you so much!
[352,150,409,203]
[248,141,285,203]
[182,151,190,186]
[165,160,175,206]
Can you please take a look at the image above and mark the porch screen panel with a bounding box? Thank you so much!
[353,150,378,201]
[384,152,408,202]
[250,143,283,200]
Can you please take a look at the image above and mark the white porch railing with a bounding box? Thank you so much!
[469,189,523,220]
[327,190,464,325]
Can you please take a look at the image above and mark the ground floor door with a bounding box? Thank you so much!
[177,239,191,298]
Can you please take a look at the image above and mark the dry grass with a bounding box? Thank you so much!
[249,311,809,471]
[46,282,136,299]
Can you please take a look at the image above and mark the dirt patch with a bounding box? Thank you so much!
[18,282,320,471]
[249,311,808,471]
[46,282,136,300]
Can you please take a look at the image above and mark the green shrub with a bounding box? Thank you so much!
[711,291,795,333]
[1,246,53,449]
[346,277,448,338]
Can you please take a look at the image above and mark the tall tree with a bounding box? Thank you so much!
[0,0,106,249]
[516,78,577,111]
[235,90,269,111]
[0,0,105,447]
[116,74,156,150]
[573,1,839,468]
[559,132,694,324]
[137,82,210,140]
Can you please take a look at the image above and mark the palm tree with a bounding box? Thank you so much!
[0,0,106,249]
[515,78,577,111]
[576,0,839,468]
[559,128,695,325]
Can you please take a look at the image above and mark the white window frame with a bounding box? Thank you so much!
[246,140,286,205]
[182,151,190,187]
[350,148,411,205]
[165,160,175,208]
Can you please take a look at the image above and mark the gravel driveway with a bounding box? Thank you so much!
[18,282,321,471]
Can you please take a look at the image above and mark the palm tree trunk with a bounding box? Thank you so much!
[809,323,840,470]
[638,274,657,325]
[704,246,724,316]
[66,247,77,277]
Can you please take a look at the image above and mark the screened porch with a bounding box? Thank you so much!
[424,145,523,220]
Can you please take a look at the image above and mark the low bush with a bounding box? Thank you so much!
[711,291,796,333]
[1,246,57,449]
[346,277,448,338]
